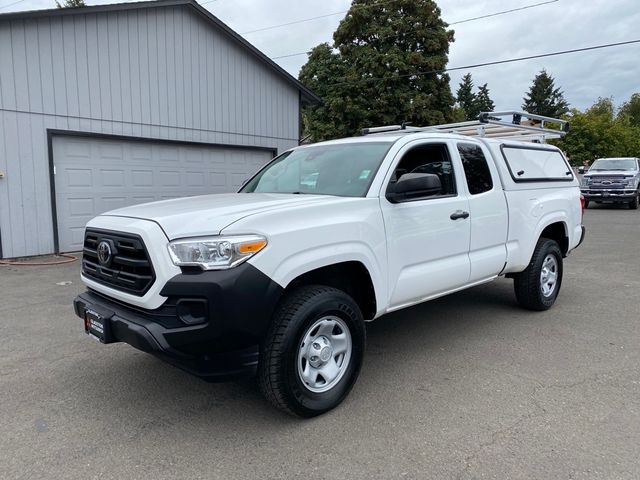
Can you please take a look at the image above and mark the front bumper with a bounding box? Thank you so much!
[581,188,638,201]
[73,263,284,380]
[74,291,259,380]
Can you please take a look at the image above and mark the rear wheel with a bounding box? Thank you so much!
[258,285,365,417]
[513,238,563,311]
[628,195,639,210]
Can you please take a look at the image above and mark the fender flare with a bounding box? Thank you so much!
[528,213,569,259]
[268,241,387,318]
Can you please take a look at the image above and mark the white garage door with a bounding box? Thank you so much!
[53,135,273,252]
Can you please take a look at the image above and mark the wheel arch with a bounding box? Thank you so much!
[539,221,569,256]
[284,261,378,320]
[505,214,572,275]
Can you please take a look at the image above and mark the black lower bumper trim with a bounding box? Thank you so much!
[74,291,259,380]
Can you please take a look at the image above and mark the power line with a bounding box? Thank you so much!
[241,10,346,34]
[448,0,557,25]
[240,0,399,35]
[242,0,557,36]
[0,0,29,10]
[268,0,559,60]
[325,38,640,87]
[271,51,313,60]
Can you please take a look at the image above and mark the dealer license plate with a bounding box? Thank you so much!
[84,309,112,343]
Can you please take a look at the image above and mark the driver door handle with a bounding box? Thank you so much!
[450,210,470,220]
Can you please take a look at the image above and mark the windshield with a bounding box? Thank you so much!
[590,158,638,171]
[240,142,392,197]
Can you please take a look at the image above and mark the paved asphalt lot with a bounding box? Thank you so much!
[1,205,639,480]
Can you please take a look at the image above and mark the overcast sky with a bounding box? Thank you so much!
[3,0,639,111]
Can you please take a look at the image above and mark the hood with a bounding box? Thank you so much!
[100,193,336,239]
[584,170,637,177]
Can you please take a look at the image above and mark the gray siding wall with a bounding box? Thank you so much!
[0,5,300,258]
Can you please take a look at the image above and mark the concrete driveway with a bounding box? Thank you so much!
[1,205,639,479]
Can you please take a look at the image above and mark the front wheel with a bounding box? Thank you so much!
[258,285,366,417]
[513,238,563,311]
[629,195,639,210]
[583,199,590,208]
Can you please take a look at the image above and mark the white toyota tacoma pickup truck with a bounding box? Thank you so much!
[74,112,585,417]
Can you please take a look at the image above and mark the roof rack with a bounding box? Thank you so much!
[361,111,569,143]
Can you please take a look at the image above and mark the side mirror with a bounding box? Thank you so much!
[578,166,586,174]
[386,173,442,203]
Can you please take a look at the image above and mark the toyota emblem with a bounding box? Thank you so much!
[97,241,112,266]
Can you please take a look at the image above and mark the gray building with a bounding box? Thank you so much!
[0,0,318,258]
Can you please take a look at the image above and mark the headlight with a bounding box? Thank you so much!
[168,235,267,270]
[626,178,637,188]
[581,177,591,187]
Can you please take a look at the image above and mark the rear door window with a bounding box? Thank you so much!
[458,143,493,194]
[501,146,573,182]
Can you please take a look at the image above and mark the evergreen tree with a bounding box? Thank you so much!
[471,83,495,118]
[299,0,455,141]
[456,73,476,120]
[522,69,569,117]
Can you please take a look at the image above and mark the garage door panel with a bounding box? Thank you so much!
[131,195,156,204]
[98,143,125,160]
[206,151,226,164]
[66,168,93,187]
[131,145,152,160]
[158,146,179,162]
[53,135,273,252]
[131,170,154,186]
[69,227,87,248]
[67,198,95,216]
[64,139,91,158]
[158,171,180,186]
[100,169,126,186]
[185,172,205,187]
[184,148,205,163]
[210,172,226,186]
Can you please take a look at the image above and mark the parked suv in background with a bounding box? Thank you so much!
[581,157,640,209]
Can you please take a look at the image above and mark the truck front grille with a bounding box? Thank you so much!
[589,176,626,188]
[82,229,155,296]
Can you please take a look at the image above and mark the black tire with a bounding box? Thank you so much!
[513,238,563,311]
[258,285,366,417]
[583,199,590,209]
[629,195,639,210]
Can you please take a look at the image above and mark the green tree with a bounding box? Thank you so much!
[298,44,356,140]
[55,0,85,7]
[456,73,476,120]
[472,83,495,117]
[522,69,569,118]
[618,93,640,126]
[299,0,455,141]
[588,96,615,117]
[450,105,467,122]
[554,95,640,166]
